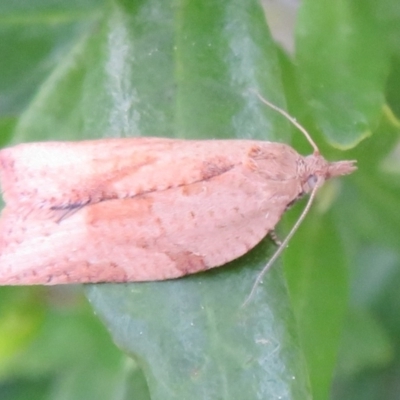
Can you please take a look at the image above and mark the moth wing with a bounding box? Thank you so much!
[0,164,300,284]
[0,138,249,209]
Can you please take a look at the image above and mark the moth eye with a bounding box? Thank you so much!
[307,174,318,189]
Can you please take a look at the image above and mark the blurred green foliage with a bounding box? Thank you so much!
[0,0,399,399]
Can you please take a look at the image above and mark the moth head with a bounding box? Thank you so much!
[300,153,357,194]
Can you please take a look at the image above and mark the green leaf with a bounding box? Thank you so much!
[0,0,103,118]
[330,107,400,399]
[87,251,309,400]
[2,291,131,400]
[336,310,393,377]
[296,0,390,148]
[283,204,349,400]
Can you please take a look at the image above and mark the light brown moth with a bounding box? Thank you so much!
[0,98,356,286]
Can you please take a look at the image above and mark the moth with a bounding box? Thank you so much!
[0,97,356,287]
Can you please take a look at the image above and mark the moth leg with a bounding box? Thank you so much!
[269,230,282,246]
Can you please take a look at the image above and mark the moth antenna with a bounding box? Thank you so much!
[252,90,320,154]
[242,179,322,307]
